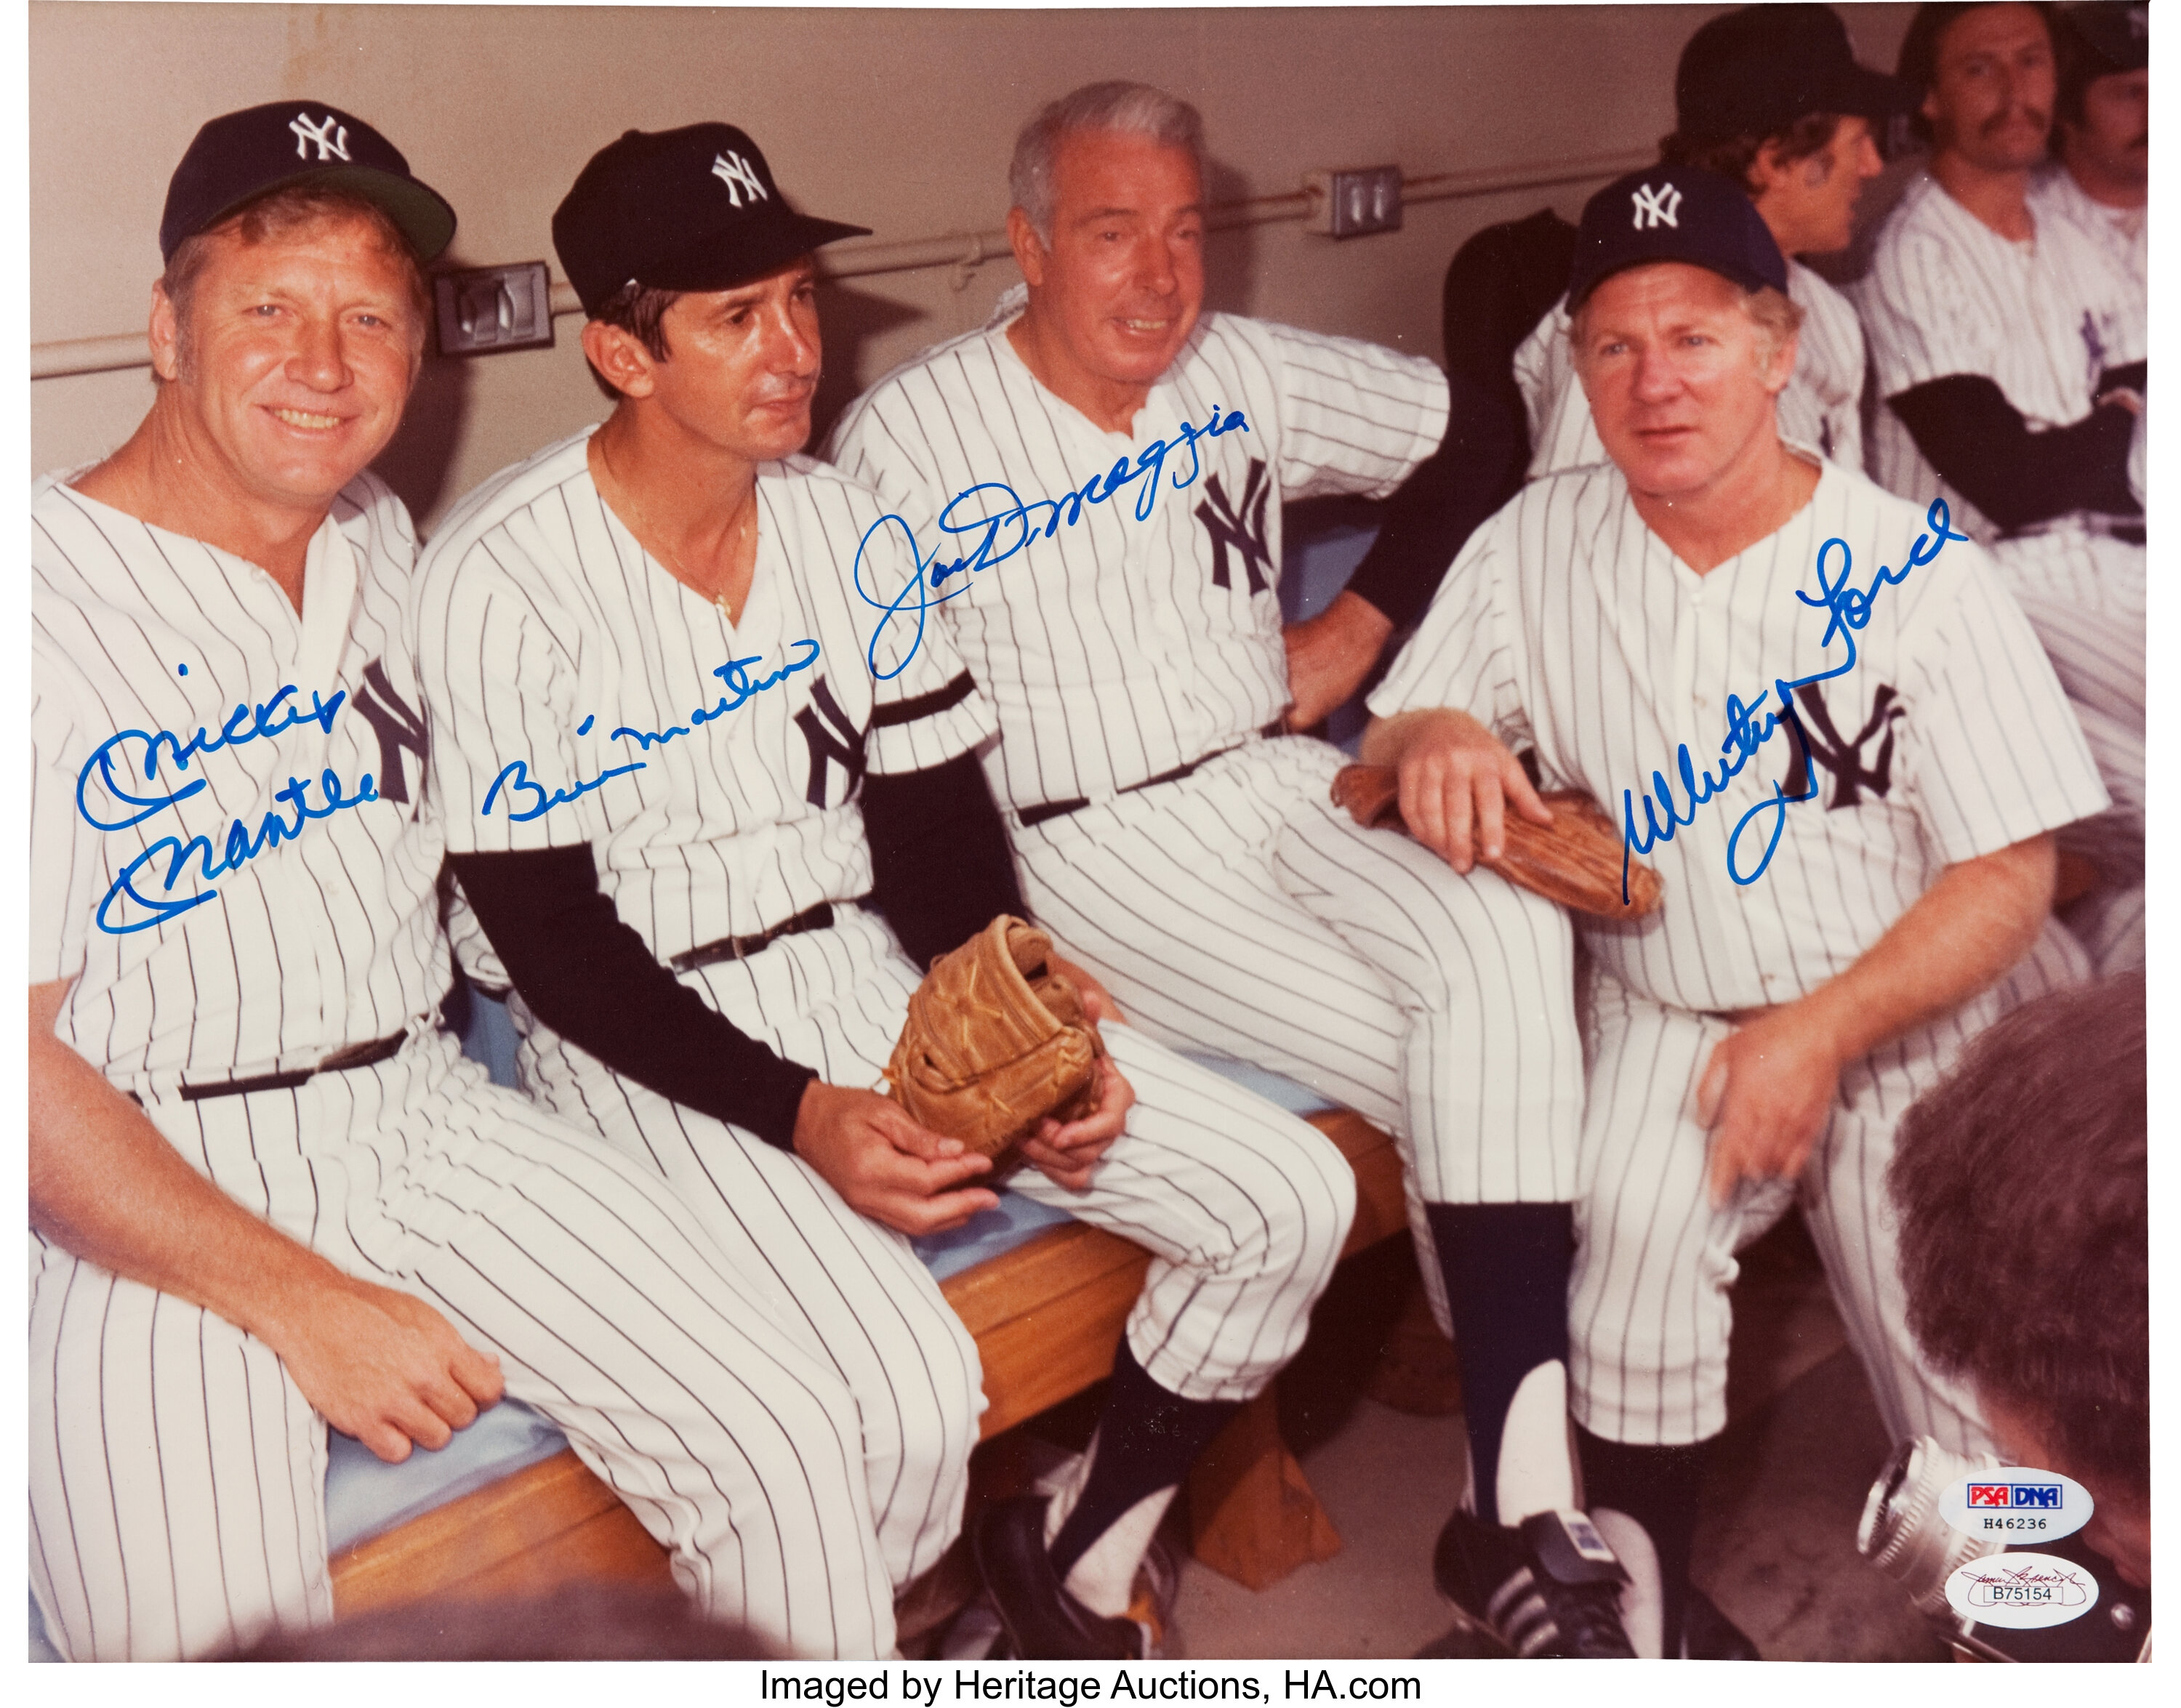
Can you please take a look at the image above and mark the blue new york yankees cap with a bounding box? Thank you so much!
[553,124,871,318]
[160,101,457,263]
[1566,165,1788,309]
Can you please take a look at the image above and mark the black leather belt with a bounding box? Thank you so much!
[668,898,861,975]
[1017,722,1285,829]
[169,1031,409,1103]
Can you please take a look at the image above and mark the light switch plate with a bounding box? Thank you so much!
[435,262,555,355]
[1303,167,1404,238]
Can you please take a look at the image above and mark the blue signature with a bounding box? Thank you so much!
[77,679,375,935]
[481,641,821,822]
[851,403,1251,678]
[94,768,381,935]
[1618,499,1970,902]
[76,683,348,834]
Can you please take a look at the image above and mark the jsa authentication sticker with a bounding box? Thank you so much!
[1937,1468,2093,1542]
[1943,1552,2100,1630]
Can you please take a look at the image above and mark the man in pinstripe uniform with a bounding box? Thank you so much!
[832,83,1636,1656]
[1366,165,2108,1657]
[1514,5,1905,480]
[29,102,983,1663]
[412,121,1355,1662]
[1853,1,2145,974]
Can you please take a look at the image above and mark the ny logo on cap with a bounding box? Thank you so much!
[711,150,769,209]
[1631,181,1682,230]
[289,112,351,163]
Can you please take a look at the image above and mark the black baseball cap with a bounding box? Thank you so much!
[159,101,456,263]
[1567,166,1790,308]
[553,124,871,317]
[1676,4,1914,141]
[2058,1,2150,76]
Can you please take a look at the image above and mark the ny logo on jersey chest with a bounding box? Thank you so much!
[794,676,868,806]
[1197,457,1274,595]
[1782,682,1903,809]
[353,661,428,815]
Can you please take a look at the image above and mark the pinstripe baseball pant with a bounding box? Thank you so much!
[29,1033,923,1663]
[1568,963,2037,1452]
[1012,736,1582,1196]
[2002,537,2145,977]
[510,906,1356,1408]
[1007,736,1582,1340]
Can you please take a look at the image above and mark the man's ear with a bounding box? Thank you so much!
[148,282,182,383]
[1762,325,1800,398]
[1005,206,1049,289]
[1920,86,1943,140]
[582,319,657,399]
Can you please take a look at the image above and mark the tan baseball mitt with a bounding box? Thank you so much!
[1330,764,1665,918]
[885,915,1106,1161]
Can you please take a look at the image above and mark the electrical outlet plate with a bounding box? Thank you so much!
[1303,166,1403,238]
[434,262,555,355]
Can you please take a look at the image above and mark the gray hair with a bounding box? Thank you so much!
[1010,81,1207,246]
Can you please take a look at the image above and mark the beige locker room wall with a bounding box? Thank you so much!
[29,3,1916,533]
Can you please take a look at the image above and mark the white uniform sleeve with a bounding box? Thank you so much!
[416,538,590,856]
[30,660,100,984]
[1366,506,1531,750]
[1857,213,1996,400]
[1258,321,1449,501]
[855,496,1000,776]
[1892,551,2110,863]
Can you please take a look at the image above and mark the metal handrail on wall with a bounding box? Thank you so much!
[30,148,1648,382]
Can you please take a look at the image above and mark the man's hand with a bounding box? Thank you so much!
[1696,1002,1845,1205]
[1378,708,1553,872]
[1048,954,1125,1026]
[264,1274,505,1463]
[793,1079,1000,1235]
[1283,590,1394,730]
[1018,1055,1135,1191]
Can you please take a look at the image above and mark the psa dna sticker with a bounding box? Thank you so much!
[1943,1552,2100,1629]
[1938,1468,2092,1542]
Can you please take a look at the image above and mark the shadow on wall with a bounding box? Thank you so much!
[1202,153,1259,319]
[372,352,475,525]
[811,278,932,451]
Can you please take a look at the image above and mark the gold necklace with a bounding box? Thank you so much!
[598,438,755,623]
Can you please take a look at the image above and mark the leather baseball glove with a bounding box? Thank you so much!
[886,915,1106,1162]
[1330,764,1664,918]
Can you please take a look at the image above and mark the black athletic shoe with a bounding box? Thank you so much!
[972,1496,1149,1660]
[1433,1507,1637,1658]
[1679,1587,1761,1659]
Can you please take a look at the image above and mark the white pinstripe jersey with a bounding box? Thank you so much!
[1513,259,1868,477]
[2029,164,2147,334]
[827,311,1447,813]
[414,431,995,968]
[1369,459,2107,1015]
[32,472,446,1083]
[1852,172,2142,537]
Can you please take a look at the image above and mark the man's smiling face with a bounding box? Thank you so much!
[158,209,425,514]
[1014,126,1205,422]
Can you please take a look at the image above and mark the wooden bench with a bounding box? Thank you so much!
[329,1109,1412,1617]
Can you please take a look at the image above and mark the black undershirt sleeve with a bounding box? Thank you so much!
[1887,374,2140,531]
[449,846,815,1149]
[862,748,1027,971]
[1341,366,1531,631]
